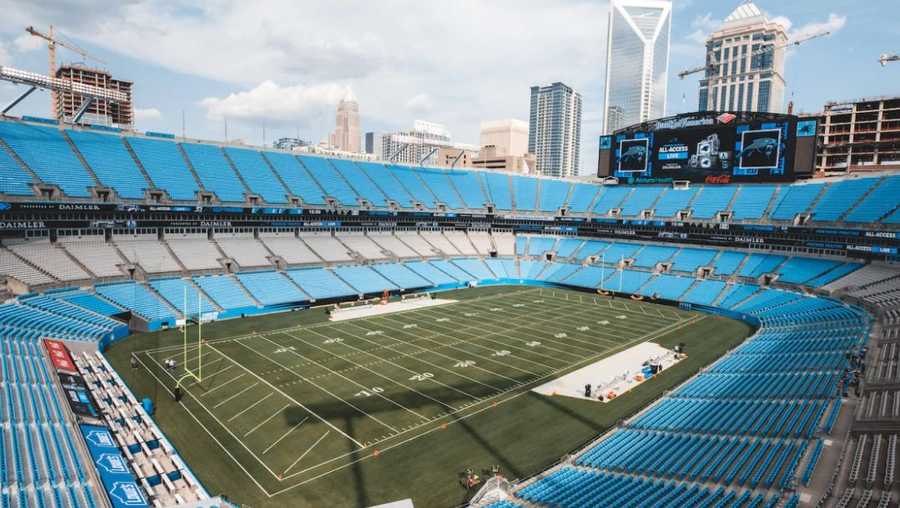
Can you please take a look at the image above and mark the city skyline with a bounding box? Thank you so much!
[0,1,895,175]
[529,82,583,178]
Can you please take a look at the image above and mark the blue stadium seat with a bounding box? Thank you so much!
[387,166,435,207]
[356,162,414,207]
[566,183,600,213]
[844,176,900,223]
[670,248,718,273]
[512,176,538,212]
[638,274,694,300]
[446,171,488,209]
[770,183,825,220]
[681,279,726,305]
[482,172,512,210]
[193,275,256,309]
[126,137,200,200]
[714,251,746,275]
[404,261,458,285]
[371,263,432,289]
[149,278,215,314]
[66,130,149,199]
[632,245,677,268]
[731,185,776,220]
[538,179,571,212]
[0,122,95,197]
[810,178,877,222]
[223,147,289,203]
[739,254,786,278]
[620,186,664,216]
[332,266,398,293]
[180,143,247,202]
[297,156,359,206]
[653,187,697,217]
[328,159,387,207]
[262,152,326,205]
[0,142,33,195]
[592,186,631,215]
[285,268,357,299]
[236,271,306,305]
[691,186,736,219]
[775,257,841,285]
[417,169,464,209]
[95,282,176,321]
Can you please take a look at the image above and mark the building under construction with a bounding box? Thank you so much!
[813,96,900,175]
[55,65,133,128]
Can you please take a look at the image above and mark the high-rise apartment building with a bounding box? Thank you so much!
[329,90,360,153]
[528,83,582,178]
[698,2,787,114]
[602,0,672,134]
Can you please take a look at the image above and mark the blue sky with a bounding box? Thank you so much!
[0,0,897,174]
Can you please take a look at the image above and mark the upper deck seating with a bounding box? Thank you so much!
[223,147,289,203]
[0,122,94,197]
[263,152,326,204]
[67,129,149,199]
[126,137,200,200]
[180,142,246,202]
[297,156,359,206]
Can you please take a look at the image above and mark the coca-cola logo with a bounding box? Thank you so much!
[705,174,732,184]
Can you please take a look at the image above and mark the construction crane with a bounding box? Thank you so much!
[25,25,106,120]
[677,31,830,80]
[880,53,899,66]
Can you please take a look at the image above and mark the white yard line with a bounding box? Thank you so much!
[283,431,331,476]
[299,327,480,403]
[223,340,389,441]
[263,417,309,455]
[244,404,290,438]
[252,334,426,424]
[201,373,246,397]
[144,352,285,483]
[213,382,260,409]
[229,393,274,422]
[335,320,503,393]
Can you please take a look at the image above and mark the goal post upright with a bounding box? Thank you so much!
[176,285,204,389]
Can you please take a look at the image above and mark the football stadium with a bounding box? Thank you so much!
[1,2,899,508]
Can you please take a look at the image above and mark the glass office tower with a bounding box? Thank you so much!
[602,0,672,134]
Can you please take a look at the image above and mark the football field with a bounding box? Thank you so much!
[114,286,747,507]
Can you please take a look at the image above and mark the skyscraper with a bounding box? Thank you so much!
[698,2,787,114]
[528,83,583,178]
[602,0,672,134]
[329,89,360,153]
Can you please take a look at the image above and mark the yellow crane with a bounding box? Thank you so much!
[25,25,106,119]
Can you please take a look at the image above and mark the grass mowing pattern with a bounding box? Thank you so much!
[106,286,751,507]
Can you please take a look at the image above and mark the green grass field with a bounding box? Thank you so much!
[106,286,752,507]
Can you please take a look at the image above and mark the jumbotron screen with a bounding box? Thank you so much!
[598,112,817,184]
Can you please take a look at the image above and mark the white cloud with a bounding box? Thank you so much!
[788,13,846,41]
[13,33,44,52]
[5,0,612,161]
[770,15,793,33]
[134,107,162,121]
[405,93,432,115]
[200,80,347,126]
[0,45,9,66]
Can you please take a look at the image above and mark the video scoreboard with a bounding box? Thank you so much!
[598,112,818,184]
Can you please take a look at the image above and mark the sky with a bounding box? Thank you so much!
[0,0,897,175]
